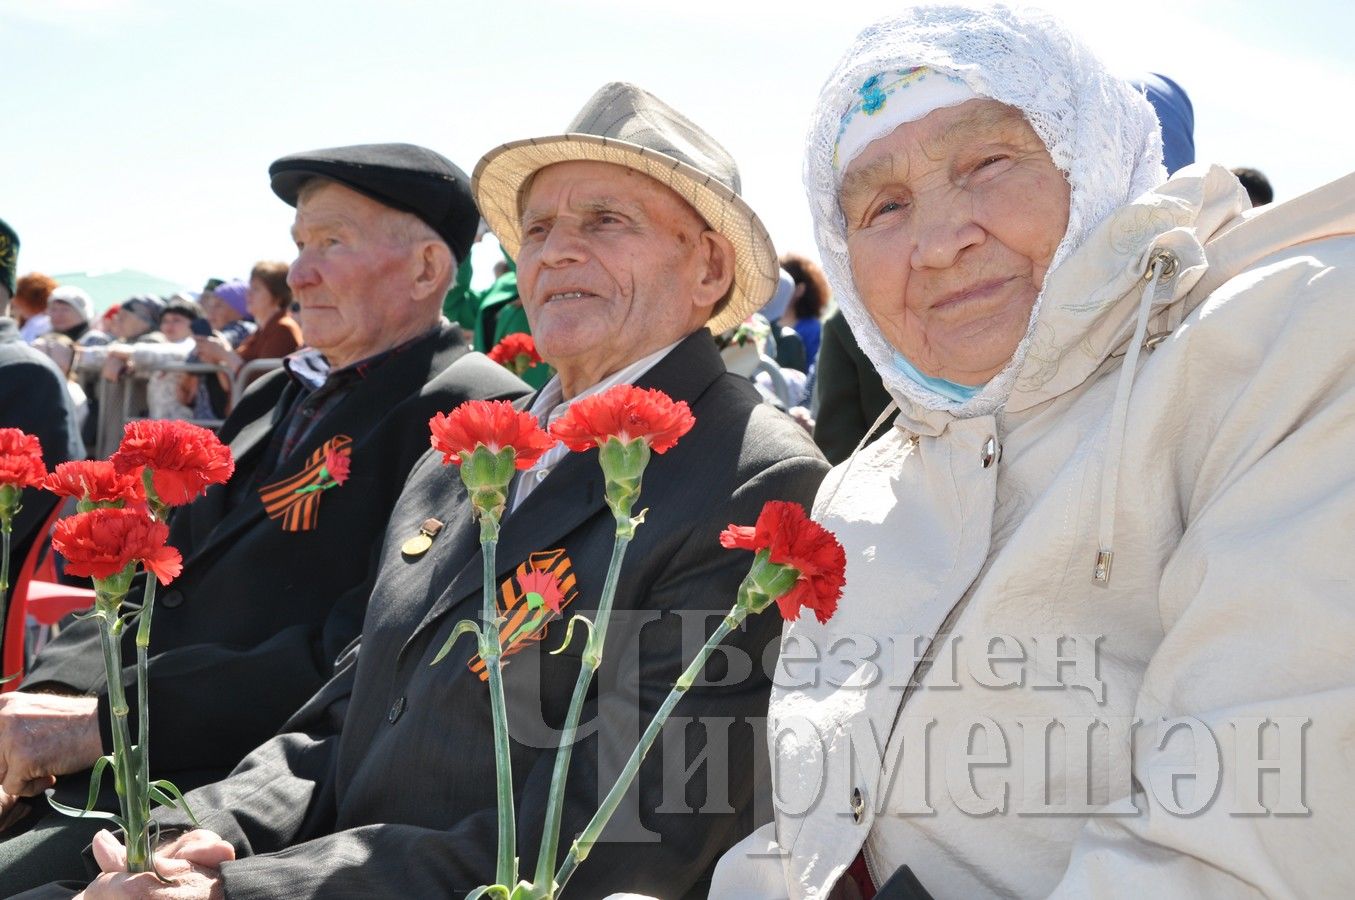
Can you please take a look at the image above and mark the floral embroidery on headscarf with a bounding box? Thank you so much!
[859,74,887,114]
[832,67,968,168]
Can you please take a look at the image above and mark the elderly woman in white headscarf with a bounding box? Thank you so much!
[705,5,1355,899]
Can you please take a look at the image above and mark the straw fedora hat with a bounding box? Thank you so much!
[472,82,778,335]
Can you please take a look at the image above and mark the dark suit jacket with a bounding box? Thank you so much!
[24,324,527,800]
[148,331,828,899]
[0,317,84,591]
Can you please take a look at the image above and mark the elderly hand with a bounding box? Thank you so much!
[101,355,128,383]
[192,335,232,365]
[0,692,104,820]
[78,828,234,900]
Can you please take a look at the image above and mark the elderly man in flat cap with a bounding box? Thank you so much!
[33,83,827,900]
[0,144,528,893]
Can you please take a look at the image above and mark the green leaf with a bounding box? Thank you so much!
[549,614,594,656]
[44,757,127,829]
[431,618,482,666]
[509,881,551,900]
[149,779,200,827]
[465,885,512,900]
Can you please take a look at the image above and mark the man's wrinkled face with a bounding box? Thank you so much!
[515,161,721,382]
[839,98,1069,385]
[287,181,422,367]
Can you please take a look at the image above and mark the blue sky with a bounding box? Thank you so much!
[7,0,1353,294]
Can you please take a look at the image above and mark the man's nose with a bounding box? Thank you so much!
[536,220,589,267]
[288,252,318,290]
[910,201,984,270]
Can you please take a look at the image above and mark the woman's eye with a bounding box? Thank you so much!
[870,199,906,221]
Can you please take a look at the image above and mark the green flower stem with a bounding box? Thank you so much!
[530,517,635,897]
[553,608,748,895]
[134,571,157,862]
[1,518,13,682]
[479,515,516,889]
[95,586,151,872]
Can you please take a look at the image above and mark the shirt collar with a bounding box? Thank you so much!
[528,338,683,426]
[283,325,440,392]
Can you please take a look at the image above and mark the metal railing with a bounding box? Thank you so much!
[93,357,285,457]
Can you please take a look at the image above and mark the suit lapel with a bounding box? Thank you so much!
[183,329,464,568]
[177,377,294,563]
[400,330,728,657]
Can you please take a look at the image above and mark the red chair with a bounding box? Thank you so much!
[2,501,97,691]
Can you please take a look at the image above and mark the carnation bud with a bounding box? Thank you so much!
[460,445,519,526]
[734,549,802,616]
[597,437,651,519]
[0,483,20,526]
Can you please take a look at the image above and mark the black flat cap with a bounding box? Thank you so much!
[269,143,478,265]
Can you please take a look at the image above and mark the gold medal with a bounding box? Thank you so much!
[401,517,444,558]
[401,533,433,556]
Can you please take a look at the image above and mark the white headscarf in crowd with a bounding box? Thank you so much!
[805,3,1166,415]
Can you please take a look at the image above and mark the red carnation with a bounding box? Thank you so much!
[720,501,845,624]
[45,460,146,506]
[52,507,183,585]
[550,385,694,454]
[429,400,555,471]
[518,568,565,615]
[0,428,47,490]
[110,420,235,507]
[487,333,543,376]
[323,447,351,487]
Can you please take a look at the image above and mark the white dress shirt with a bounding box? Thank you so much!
[507,339,683,515]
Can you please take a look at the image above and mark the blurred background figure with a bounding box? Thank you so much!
[78,294,165,455]
[760,269,808,373]
[45,286,99,344]
[194,266,301,403]
[10,273,57,343]
[123,296,201,420]
[1233,166,1275,206]
[32,332,90,433]
[183,279,258,419]
[812,306,894,465]
[1132,72,1195,174]
[779,252,830,372]
[0,218,16,311]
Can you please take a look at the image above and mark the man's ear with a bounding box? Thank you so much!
[411,241,454,304]
[693,230,736,313]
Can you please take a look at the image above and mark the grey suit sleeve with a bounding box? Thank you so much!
[210,455,828,900]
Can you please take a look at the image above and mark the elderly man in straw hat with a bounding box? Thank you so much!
[41,84,827,900]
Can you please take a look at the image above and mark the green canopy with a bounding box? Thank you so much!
[50,269,191,315]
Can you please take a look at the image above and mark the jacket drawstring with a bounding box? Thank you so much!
[1093,250,1179,585]
[814,400,908,514]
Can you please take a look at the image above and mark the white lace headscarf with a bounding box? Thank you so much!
[806,4,1166,416]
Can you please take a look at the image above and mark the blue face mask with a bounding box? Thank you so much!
[891,352,984,403]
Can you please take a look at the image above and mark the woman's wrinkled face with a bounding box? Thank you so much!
[839,98,1069,385]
